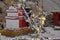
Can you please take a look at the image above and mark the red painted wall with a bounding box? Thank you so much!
[53,12,60,26]
[18,11,27,28]
[19,16,27,28]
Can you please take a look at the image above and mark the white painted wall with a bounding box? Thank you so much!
[7,13,18,16]
[6,19,19,30]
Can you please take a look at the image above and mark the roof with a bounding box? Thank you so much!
[51,10,60,12]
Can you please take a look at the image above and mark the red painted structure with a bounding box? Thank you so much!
[53,12,60,26]
[18,10,27,28]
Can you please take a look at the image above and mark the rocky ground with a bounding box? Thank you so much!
[0,27,60,40]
